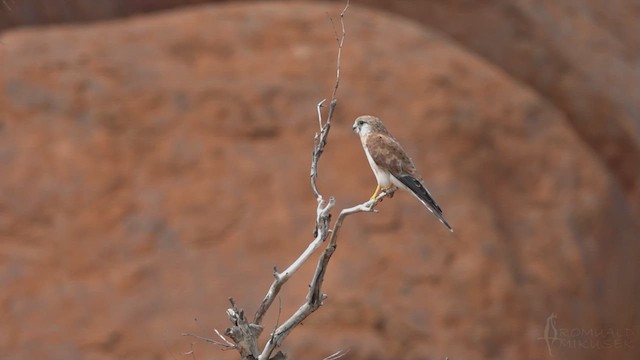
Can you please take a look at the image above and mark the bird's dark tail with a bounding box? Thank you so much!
[397,175,453,232]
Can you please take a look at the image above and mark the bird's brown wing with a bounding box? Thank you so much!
[364,133,417,177]
[365,132,453,231]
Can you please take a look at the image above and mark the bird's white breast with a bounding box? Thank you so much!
[363,142,393,188]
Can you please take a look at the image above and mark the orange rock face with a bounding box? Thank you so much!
[0,2,638,360]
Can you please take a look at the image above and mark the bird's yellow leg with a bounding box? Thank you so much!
[370,184,381,201]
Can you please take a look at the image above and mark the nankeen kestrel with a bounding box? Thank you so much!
[352,115,453,231]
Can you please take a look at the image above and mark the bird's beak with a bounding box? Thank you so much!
[352,124,357,132]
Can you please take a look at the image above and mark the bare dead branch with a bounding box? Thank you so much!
[323,348,350,360]
[215,328,237,348]
[267,297,283,346]
[209,2,396,359]
[310,102,329,199]
[258,191,392,359]
[182,342,197,360]
[2,0,13,11]
[225,299,262,358]
[310,0,349,200]
[253,197,334,325]
[270,352,287,360]
[182,332,235,350]
[329,0,349,103]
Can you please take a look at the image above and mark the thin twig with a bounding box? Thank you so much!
[214,328,236,348]
[2,0,13,11]
[329,0,349,102]
[182,333,235,350]
[310,113,330,199]
[316,99,325,130]
[182,342,197,360]
[310,0,349,199]
[268,297,283,345]
[324,348,350,360]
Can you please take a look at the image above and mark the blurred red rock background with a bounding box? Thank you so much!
[1,1,638,360]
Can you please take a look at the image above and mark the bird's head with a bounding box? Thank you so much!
[352,115,385,136]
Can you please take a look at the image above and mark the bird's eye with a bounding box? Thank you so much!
[357,120,364,126]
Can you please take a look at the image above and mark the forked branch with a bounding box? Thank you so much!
[258,190,392,359]
[210,1,393,359]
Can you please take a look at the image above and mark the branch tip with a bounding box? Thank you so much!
[323,348,350,360]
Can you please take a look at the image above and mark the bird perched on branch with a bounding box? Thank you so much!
[352,115,453,231]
